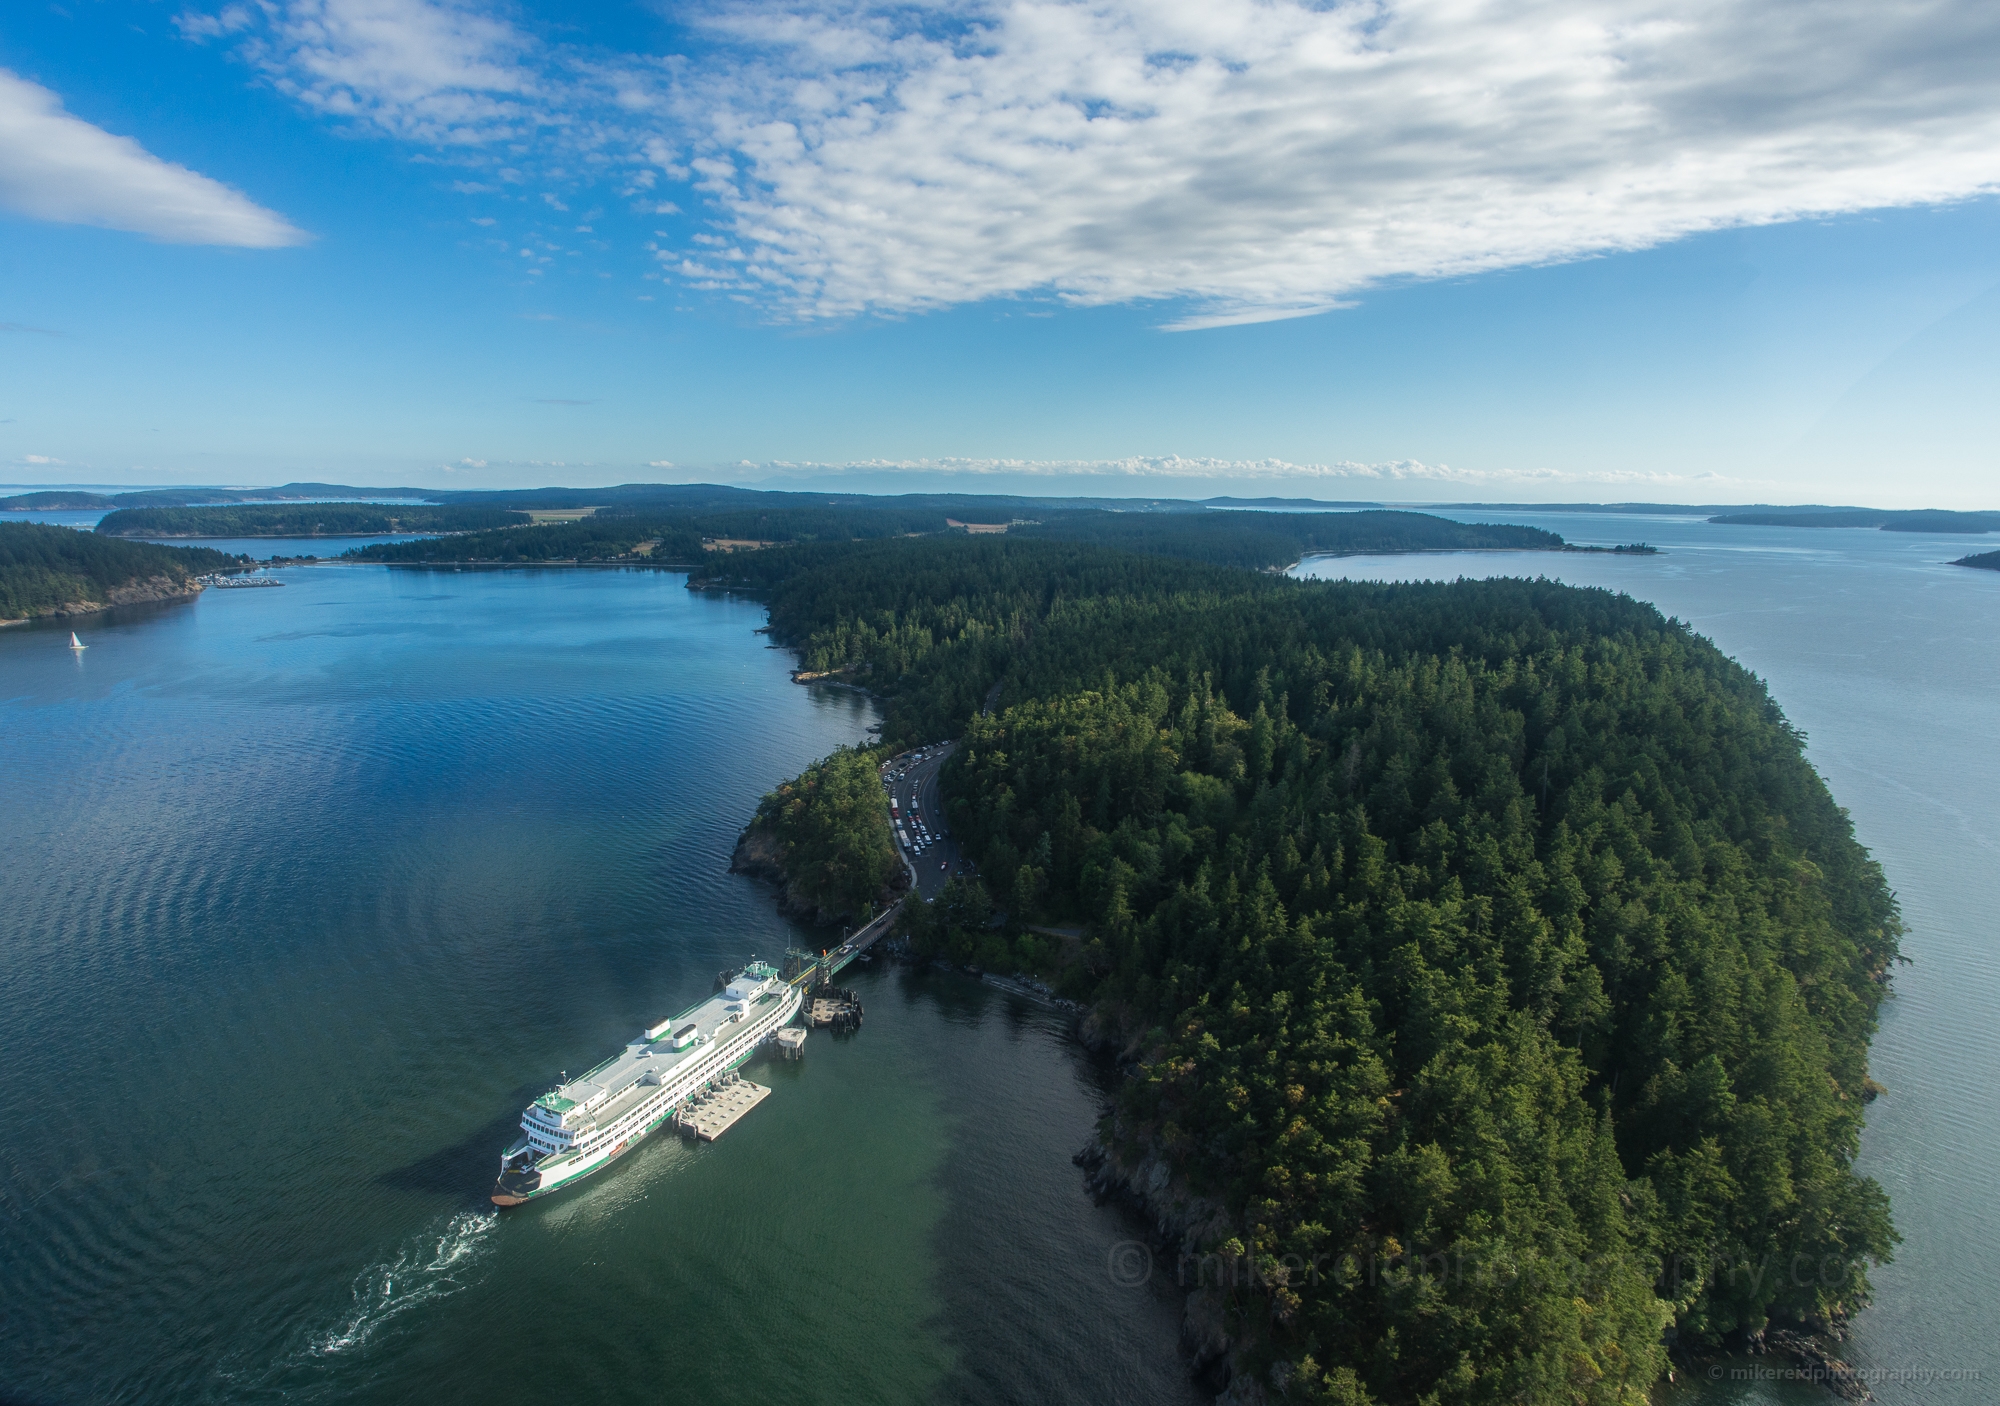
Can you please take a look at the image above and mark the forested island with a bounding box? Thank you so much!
[712,535,1899,1405]
[95,504,529,537]
[0,482,433,511]
[344,503,1581,571]
[1712,508,2000,532]
[0,521,241,623]
[1951,549,2000,572]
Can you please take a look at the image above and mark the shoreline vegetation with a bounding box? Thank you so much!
[76,495,1609,569]
[711,533,1899,1406]
[94,504,529,537]
[334,499,1609,573]
[1711,507,2000,533]
[730,747,906,926]
[1,521,245,624]
[0,482,435,512]
[1950,549,2000,571]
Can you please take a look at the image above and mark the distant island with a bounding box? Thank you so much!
[95,504,530,538]
[0,482,435,512]
[1951,549,2000,571]
[337,499,1605,571]
[0,521,242,624]
[1711,507,2000,533]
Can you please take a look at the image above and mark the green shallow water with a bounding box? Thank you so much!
[0,566,1198,1406]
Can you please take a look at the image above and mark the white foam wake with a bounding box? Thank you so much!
[308,1209,498,1357]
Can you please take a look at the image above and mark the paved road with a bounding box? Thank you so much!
[880,742,966,899]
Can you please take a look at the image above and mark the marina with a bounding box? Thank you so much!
[196,573,286,588]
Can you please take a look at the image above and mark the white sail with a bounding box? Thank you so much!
[69,632,86,650]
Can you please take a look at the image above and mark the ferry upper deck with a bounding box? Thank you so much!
[523,962,788,1150]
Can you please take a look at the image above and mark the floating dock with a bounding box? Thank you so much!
[674,1077,772,1142]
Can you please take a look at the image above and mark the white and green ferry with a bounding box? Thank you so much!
[493,961,800,1206]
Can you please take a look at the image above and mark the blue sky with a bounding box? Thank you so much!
[3,0,1998,505]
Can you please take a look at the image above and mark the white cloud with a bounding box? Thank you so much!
[682,0,2000,325]
[183,0,2000,323]
[229,0,544,145]
[0,68,306,246]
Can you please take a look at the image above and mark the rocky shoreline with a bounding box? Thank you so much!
[1,573,203,626]
[1074,1138,1253,1400]
[728,823,907,927]
[1757,1327,1874,1402]
[1066,1004,1271,1404]
[1067,1005,1871,1405]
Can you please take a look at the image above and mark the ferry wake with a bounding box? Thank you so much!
[493,961,800,1206]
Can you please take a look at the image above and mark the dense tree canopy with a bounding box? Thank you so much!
[715,536,1899,1404]
[95,504,528,536]
[1712,508,2000,532]
[744,746,900,923]
[0,521,239,621]
[346,504,1574,573]
[1015,508,1566,567]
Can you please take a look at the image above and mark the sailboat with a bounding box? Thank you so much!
[69,632,87,651]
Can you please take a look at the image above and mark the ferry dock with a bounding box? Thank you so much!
[673,1073,773,1141]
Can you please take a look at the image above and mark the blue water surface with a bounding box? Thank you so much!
[0,565,1199,1406]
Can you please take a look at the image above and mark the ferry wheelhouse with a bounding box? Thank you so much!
[493,961,799,1205]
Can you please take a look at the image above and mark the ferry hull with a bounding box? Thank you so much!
[492,974,800,1207]
[492,1107,673,1205]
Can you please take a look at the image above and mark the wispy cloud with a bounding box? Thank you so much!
[200,0,545,146]
[0,68,307,246]
[179,0,2000,323]
[0,321,63,335]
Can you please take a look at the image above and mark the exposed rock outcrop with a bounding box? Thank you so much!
[3,575,203,625]
[1075,1137,1242,1398]
[1764,1328,1873,1402]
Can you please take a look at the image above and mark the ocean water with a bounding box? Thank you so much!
[1299,515,2000,1404]
[0,567,1198,1406]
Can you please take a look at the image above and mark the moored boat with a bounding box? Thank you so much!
[493,961,799,1205]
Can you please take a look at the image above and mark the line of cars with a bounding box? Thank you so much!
[883,746,948,866]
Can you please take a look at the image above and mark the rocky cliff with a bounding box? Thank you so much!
[3,574,203,625]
